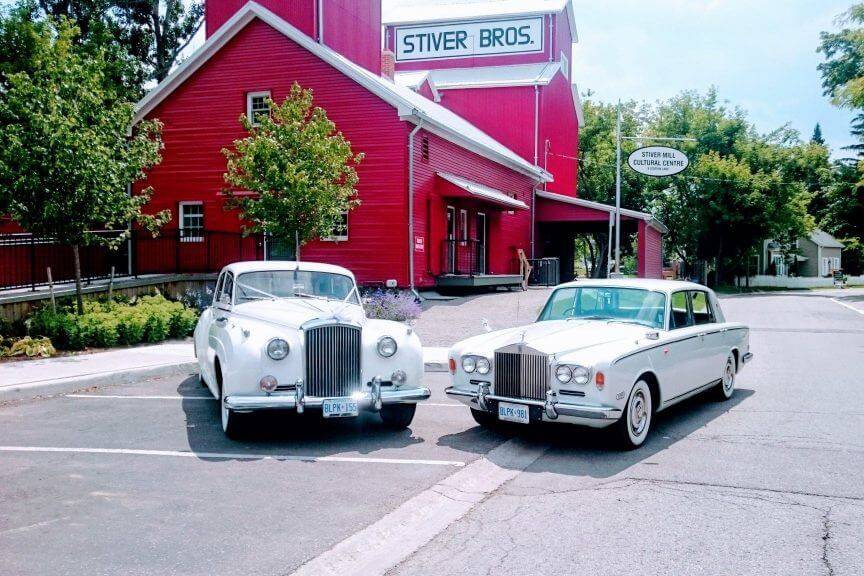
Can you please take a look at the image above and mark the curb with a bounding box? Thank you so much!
[0,360,449,402]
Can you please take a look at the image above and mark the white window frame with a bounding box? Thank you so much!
[246,90,271,126]
[179,201,204,243]
[323,211,349,242]
[560,51,569,80]
[822,257,830,276]
[833,256,841,272]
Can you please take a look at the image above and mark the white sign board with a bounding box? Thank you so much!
[394,17,544,62]
[627,146,689,177]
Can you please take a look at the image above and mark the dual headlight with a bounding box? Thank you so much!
[555,364,591,385]
[461,355,491,375]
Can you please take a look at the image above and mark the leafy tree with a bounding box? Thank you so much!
[819,5,864,111]
[0,17,168,313]
[222,83,364,248]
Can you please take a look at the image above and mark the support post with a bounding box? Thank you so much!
[108,266,115,301]
[614,100,622,274]
[47,267,56,313]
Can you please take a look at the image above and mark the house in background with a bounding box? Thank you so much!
[761,229,844,277]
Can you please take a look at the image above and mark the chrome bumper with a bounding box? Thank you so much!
[225,382,430,413]
[445,386,622,421]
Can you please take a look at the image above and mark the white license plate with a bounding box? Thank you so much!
[321,398,359,418]
[498,401,530,424]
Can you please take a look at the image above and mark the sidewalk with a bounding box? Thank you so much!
[0,340,451,400]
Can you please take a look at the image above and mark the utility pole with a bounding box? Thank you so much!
[614,101,622,275]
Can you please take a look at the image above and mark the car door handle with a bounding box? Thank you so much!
[215,317,227,324]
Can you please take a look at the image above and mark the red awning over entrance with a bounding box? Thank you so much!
[535,190,667,232]
[438,172,529,211]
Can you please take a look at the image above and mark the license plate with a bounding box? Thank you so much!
[321,398,359,418]
[498,401,530,424]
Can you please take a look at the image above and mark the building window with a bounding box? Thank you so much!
[560,51,569,80]
[323,211,349,241]
[421,136,430,161]
[179,202,204,242]
[821,257,830,276]
[833,257,841,271]
[246,91,271,125]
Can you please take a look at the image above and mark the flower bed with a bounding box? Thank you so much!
[362,289,422,322]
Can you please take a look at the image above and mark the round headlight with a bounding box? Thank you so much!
[555,365,573,383]
[267,338,289,360]
[377,336,398,358]
[462,356,477,373]
[476,357,491,375]
[572,366,591,385]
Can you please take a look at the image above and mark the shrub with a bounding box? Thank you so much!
[26,294,199,350]
[0,336,55,358]
[363,289,422,322]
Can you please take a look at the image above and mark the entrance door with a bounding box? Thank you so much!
[476,212,488,274]
[445,206,456,274]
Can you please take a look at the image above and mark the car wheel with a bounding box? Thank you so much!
[615,380,653,450]
[714,354,736,401]
[379,404,417,430]
[218,372,246,439]
[470,408,497,428]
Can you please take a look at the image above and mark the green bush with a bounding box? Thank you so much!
[26,294,199,351]
[0,336,55,358]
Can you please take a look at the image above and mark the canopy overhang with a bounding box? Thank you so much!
[438,172,529,210]
[535,190,667,233]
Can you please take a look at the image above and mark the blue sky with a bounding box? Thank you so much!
[568,0,858,158]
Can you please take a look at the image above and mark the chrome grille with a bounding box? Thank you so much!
[304,324,362,398]
[494,349,549,401]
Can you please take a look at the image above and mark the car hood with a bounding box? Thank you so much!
[457,320,650,358]
[230,298,366,330]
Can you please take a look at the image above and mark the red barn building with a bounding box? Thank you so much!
[0,0,666,292]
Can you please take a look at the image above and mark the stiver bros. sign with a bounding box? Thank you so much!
[394,17,544,62]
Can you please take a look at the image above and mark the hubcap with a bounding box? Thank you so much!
[723,360,735,392]
[630,390,648,436]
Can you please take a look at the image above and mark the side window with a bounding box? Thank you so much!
[213,273,225,305]
[219,273,234,306]
[690,291,715,325]
[670,291,693,329]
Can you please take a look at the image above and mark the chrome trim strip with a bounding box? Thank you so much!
[444,387,621,420]
[662,378,722,408]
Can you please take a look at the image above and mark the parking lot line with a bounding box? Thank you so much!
[0,446,466,467]
[289,437,546,576]
[831,298,864,315]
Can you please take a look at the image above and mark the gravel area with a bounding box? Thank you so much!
[413,288,554,347]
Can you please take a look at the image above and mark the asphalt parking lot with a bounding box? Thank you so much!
[1,291,864,575]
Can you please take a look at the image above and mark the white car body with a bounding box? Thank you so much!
[446,279,752,446]
[194,261,428,433]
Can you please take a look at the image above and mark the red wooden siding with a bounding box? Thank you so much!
[411,131,537,287]
[637,221,664,279]
[207,0,315,38]
[137,19,409,286]
[539,72,578,197]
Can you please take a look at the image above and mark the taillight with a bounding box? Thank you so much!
[448,358,456,374]
[595,371,605,390]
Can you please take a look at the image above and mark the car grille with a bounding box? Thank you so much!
[304,324,362,398]
[493,349,550,401]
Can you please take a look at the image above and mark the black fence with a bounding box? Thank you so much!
[0,230,297,291]
[528,258,560,286]
[442,239,488,275]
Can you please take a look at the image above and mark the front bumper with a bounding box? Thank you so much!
[225,384,430,413]
[445,385,622,427]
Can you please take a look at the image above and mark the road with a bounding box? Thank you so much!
[1,291,863,575]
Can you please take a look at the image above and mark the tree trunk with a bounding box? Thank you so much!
[595,233,609,278]
[72,244,84,315]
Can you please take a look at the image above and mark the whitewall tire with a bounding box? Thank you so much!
[219,377,245,439]
[615,380,653,450]
[714,354,736,401]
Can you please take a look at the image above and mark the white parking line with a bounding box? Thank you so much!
[0,446,465,467]
[66,394,464,407]
[289,438,546,576]
[831,298,864,315]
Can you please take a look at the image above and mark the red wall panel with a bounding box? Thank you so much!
[637,221,664,279]
[138,19,408,286]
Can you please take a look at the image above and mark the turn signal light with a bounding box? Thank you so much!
[595,371,605,390]
[449,358,456,374]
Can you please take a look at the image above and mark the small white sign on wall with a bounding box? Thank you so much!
[394,17,544,62]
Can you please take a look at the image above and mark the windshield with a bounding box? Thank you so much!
[235,270,359,305]
[538,286,667,329]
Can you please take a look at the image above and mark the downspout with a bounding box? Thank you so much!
[548,14,554,62]
[317,0,324,43]
[533,84,539,166]
[408,119,424,297]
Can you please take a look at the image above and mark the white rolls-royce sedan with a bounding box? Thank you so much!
[194,261,429,438]
[446,279,752,449]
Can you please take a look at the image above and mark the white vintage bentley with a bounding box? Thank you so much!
[194,261,429,437]
[446,279,752,449]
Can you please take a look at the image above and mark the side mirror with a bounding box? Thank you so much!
[645,331,660,341]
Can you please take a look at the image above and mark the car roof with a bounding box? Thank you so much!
[553,278,712,294]
[221,261,356,279]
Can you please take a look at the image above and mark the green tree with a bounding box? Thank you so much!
[819,5,864,111]
[811,123,825,145]
[223,83,364,247]
[0,17,168,313]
